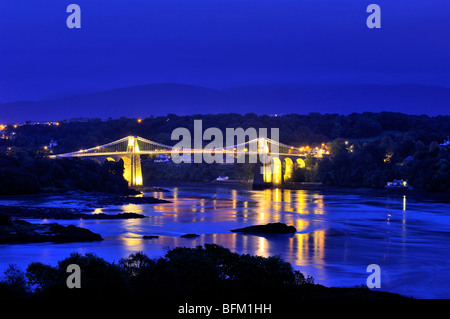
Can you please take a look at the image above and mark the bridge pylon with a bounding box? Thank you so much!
[124,136,143,186]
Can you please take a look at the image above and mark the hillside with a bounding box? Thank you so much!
[1,83,450,123]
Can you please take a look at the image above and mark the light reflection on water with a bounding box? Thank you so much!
[0,184,449,298]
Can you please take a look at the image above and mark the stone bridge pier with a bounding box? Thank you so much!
[253,156,306,189]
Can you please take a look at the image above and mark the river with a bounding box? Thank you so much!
[0,182,449,299]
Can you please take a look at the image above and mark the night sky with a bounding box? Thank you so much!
[1,0,450,114]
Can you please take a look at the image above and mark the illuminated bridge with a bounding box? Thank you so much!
[50,136,326,187]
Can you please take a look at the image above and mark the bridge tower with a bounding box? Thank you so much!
[253,137,284,189]
[123,136,143,186]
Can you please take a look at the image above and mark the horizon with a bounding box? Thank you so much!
[1,81,450,123]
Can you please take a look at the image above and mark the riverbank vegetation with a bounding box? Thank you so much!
[1,112,449,193]
[0,151,130,195]
[0,244,407,300]
[3,112,448,153]
[292,137,450,192]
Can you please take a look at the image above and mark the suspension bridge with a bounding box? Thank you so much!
[50,136,325,187]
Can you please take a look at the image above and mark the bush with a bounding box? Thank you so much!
[0,245,317,300]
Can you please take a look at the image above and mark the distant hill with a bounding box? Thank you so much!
[1,83,450,123]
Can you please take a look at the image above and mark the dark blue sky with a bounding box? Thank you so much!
[1,0,450,104]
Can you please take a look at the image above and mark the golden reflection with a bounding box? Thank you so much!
[121,204,144,214]
[243,201,249,217]
[249,188,325,222]
[284,189,291,203]
[296,190,308,214]
[264,188,272,201]
[273,188,282,202]
[313,230,325,265]
[257,236,269,257]
[297,233,309,264]
[232,189,237,209]
[151,230,326,278]
[144,187,327,276]
[120,217,146,251]
[403,195,406,211]
[313,195,325,214]
[294,220,309,232]
[272,158,282,185]
[284,189,293,212]
[200,198,205,213]
[121,234,145,251]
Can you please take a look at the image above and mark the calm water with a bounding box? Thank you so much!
[0,183,449,298]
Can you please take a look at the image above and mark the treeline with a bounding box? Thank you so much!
[1,112,449,192]
[0,150,129,195]
[0,244,405,300]
[3,112,449,153]
[292,137,450,192]
[141,134,450,192]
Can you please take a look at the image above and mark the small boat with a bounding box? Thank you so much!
[385,179,408,189]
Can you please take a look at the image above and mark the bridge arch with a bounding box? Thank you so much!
[296,158,306,169]
[284,157,294,182]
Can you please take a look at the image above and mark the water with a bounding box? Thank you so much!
[0,183,449,298]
